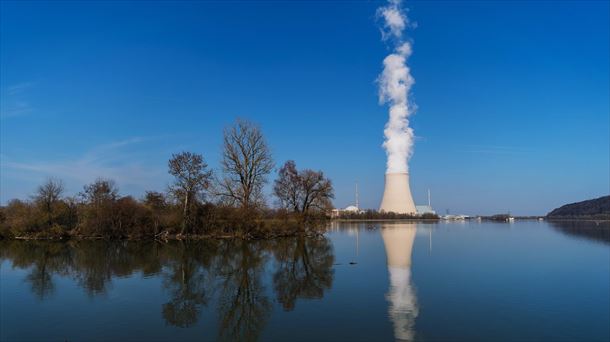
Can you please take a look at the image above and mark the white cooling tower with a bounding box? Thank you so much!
[379,172,416,214]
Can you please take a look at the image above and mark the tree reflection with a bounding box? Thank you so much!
[25,264,54,300]
[271,236,334,311]
[215,240,271,341]
[0,235,336,337]
[161,240,218,328]
[0,241,71,300]
[69,241,164,297]
[0,240,165,298]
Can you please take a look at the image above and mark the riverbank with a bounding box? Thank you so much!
[6,227,325,241]
[0,214,329,241]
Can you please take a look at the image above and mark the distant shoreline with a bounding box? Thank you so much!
[334,217,610,223]
[331,218,440,223]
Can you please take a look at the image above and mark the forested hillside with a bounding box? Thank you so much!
[547,196,610,220]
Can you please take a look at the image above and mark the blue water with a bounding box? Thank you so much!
[1,221,608,341]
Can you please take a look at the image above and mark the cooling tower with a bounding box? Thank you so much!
[379,172,416,214]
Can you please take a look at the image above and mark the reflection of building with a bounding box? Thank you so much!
[380,223,418,341]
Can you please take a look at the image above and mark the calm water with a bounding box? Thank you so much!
[1,221,609,341]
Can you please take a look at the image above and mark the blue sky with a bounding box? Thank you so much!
[1,1,608,215]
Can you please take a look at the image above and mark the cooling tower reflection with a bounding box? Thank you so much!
[381,223,418,341]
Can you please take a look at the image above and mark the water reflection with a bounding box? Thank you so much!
[549,220,610,244]
[380,223,419,341]
[161,241,217,328]
[271,236,334,311]
[0,236,334,340]
[215,240,271,341]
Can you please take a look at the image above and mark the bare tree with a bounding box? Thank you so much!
[273,161,300,212]
[144,191,167,235]
[218,119,274,209]
[299,169,333,215]
[81,178,119,205]
[33,178,65,226]
[80,178,120,235]
[168,152,213,234]
[274,161,334,219]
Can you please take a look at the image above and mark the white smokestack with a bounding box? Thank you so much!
[377,0,415,173]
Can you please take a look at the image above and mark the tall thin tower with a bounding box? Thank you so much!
[355,181,359,210]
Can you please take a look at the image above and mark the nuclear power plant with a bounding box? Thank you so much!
[379,172,417,214]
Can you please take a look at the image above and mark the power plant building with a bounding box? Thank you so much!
[415,205,435,215]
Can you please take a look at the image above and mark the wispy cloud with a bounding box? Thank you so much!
[0,100,32,119]
[1,81,36,119]
[2,137,169,196]
[6,82,36,95]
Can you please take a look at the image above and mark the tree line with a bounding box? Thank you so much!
[0,119,335,239]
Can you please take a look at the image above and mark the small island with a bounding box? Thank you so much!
[0,120,336,240]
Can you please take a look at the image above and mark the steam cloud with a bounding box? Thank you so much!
[378,0,415,174]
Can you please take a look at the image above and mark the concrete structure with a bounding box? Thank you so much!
[380,223,418,341]
[416,189,436,215]
[329,205,363,218]
[343,205,360,212]
[379,172,417,214]
[416,205,435,215]
[330,181,363,218]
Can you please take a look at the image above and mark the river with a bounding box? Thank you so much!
[1,220,608,341]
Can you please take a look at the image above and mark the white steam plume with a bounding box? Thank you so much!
[378,0,415,174]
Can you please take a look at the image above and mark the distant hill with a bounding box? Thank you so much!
[547,196,610,220]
